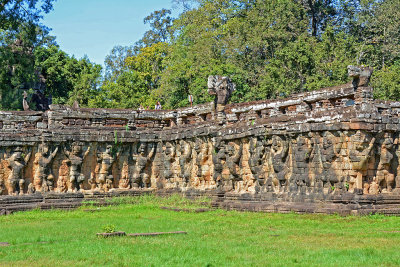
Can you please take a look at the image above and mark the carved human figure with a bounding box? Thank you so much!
[212,140,226,189]
[290,135,313,193]
[132,142,155,188]
[33,143,58,192]
[195,139,211,188]
[249,137,267,190]
[207,75,236,122]
[162,142,176,185]
[64,142,90,192]
[27,183,35,194]
[96,145,116,192]
[319,131,342,190]
[179,140,193,186]
[88,172,97,191]
[5,147,31,195]
[375,134,394,192]
[348,131,375,193]
[118,161,131,189]
[269,135,289,191]
[369,177,380,195]
[56,159,69,193]
[225,142,243,191]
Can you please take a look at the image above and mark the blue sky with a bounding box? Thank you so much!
[41,0,181,67]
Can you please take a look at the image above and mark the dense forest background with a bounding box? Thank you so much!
[1,0,400,110]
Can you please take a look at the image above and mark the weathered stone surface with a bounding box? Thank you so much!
[2,69,400,214]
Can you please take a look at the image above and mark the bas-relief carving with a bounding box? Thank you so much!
[375,133,394,193]
[268,135,290,192]
[96,144,116,192]
[249,137,267,192]
[317,131,343,193]
[63,142,90,192]
[224,142,243,192]
[179,140,193,187]
[290,134,313,194]
[118,160,131,189]
[132,142,155,189]
[163,141,177,188]
[194,138,213,189]
[348,130,375,193]
[33,143,58,192]
[4,147,31,195]
[56,159,69,193]
[3,134,400,196]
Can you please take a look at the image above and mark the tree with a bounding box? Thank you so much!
[0,22,55,109]
[0,0,54,30]
[35,45,102,106]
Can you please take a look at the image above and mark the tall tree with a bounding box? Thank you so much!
[0,0,54,29]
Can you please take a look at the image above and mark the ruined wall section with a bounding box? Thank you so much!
[1,83,400,199]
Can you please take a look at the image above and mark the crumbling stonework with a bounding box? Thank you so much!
[3,66,400,214]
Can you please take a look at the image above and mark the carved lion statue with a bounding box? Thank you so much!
[207,75,236,106]
[347,65,373,87]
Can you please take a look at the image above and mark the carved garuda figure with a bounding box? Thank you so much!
[212,140,226,189]
[348,130,375,194]
[208,75,236,122]
[347,65,373,88]
[179,140,193,186]
[33,143,58,192]
[290,134,313,193]
[375,133,394,193]
[269,135,289,192]
[319,131,342,190]
[162,141,176,185]
[249,137,266,189]
[132,142,155,188]
[5,147,31,195]
[225,142,243,191]
[195,138,211,188]
[96,144,117,192]
[64,142,90,192]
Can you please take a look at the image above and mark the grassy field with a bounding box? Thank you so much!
[1,195,400,267]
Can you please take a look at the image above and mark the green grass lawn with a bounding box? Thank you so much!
[1,195,400,267]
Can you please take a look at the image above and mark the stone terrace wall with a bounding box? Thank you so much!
[2,76,400,214]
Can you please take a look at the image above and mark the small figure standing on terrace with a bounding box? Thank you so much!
[138,105,144,111]
[155,101,162,110]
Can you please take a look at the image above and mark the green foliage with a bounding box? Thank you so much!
[372,62,400,100]
[101,224,116,233]
[35,45,102,106]
[0,0,55,30]
[0,21,101,110]
[4,0,400,111]
[97,0,400,109]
